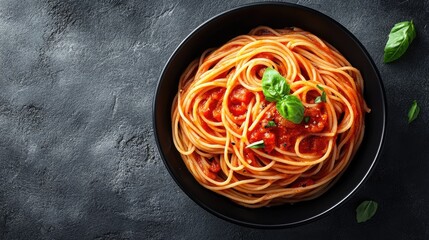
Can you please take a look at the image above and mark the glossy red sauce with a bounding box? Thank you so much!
[199,86,330,162]
[199,87,225,122]
[248,104,328,155]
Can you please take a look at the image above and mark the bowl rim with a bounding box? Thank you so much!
[153,1,387,228]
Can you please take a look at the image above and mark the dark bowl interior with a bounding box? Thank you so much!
[153,2,386,228]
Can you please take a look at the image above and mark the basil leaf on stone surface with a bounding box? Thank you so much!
[384,20,416,63]
[356,200,378,223]
[276,95,305,124]
[408,100,420,123]
[246,140,265,149]
[261,67,290,102]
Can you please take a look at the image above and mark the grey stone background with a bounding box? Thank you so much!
[1,0,429,239]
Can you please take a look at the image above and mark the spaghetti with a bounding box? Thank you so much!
[172,26,369,208]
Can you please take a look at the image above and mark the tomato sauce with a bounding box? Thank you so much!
[199,87,225,122]
[248,103,329,155]
[199,86,329,159]
[199,86,253,121]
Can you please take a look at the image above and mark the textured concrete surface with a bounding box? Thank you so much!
[1,0,429,239]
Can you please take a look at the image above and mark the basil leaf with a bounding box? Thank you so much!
[304,116,310,123]
[315,85,326,103]
[408,100,420,123]
[246,140,265,149]
[262,67,290,102]
[315,96,322,104]
[276,95,304,124]
[260,68,305,124]
[384,20,416,63]
[356,200,378,223]
[265,120,276,128]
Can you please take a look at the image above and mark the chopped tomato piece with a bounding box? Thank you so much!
[230,86,252,104]
[209,159,221,173]
[199,88,225,121]
[299,136,327,154]
[229,103,247,116]
[262,132,276,153]
[212,101,222,122]
[244,148,258,167]
[206,171,217,180]
[304,106,328,133]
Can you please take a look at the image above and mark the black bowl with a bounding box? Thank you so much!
[153,2,386,228]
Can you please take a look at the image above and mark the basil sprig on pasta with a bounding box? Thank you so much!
[315,85,327,103]
[262,67,291,101]
[246,140,265,149]
[261,68,304,124]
